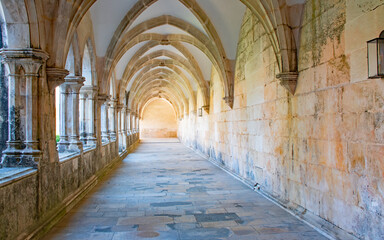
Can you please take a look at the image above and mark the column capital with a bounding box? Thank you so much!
[97,94,109,104]
[0,48,49,76]
[108,98,118,107]
[202,105,210,113]
[80,86,98,99]
[0,48,49,62]
[79,91,89,100]
[223,96,233,109]
[80,85,98,92]
[46,67,69,93]
[117,104,124,111]
[276,72,298,95]
[64,76,85,93]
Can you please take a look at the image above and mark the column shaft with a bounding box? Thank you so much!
[79,92,87,144]
[0,49,48,168]
[58,76,84,153]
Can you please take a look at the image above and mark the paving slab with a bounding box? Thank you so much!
[42,140,328,240]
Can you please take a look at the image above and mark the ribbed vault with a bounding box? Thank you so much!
[0,0,302,125]
[81,0,301,120]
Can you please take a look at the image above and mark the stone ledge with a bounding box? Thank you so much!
[119,150,127,157]
[83,146,96,154]
[0,167,37,188]
[58,152,81,164]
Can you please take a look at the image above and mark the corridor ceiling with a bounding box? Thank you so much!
[0,0,301,120]
[0,0,304,119]
[89,0,246,118]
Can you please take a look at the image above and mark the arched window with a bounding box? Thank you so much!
[108,78,117,142]
[57,44,82,155]
[0,18,8,160]
[79,43,97,148]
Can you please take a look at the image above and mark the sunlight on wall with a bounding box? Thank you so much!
[140,98,177,138]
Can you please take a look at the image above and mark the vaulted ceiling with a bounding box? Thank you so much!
[88,0,246,118]
[0,0,304,119]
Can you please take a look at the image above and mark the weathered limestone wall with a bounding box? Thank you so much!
[0,139,131,240]
[179,1,384,239]
[140,99,177,138]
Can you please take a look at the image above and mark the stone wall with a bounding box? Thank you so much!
[0,139,139,240]
[179,1,384,239]
[140,99,178,138]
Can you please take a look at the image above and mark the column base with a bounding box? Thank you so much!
[68,140,83,153]
[1,148,40,168]
[101,132,110,144]
[1,149,23,168]
[110,132,117,141]
[57,140,70,153]
[86,136,97,148]
[80,135,87,145]
[20,152,41,169]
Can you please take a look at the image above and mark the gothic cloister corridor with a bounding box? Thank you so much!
[0,0,383,239]
[42,140,328,240]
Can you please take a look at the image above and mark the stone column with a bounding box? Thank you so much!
[130,111,134,136]
[137,115,140,136]
[117,104,124,152]
[57,83,70,152]
[79,86,98,147]
[135,114,140,140]
[46,67,69,158]
[131,112,136,133]
[131,112,137,142]
[108,99,117,141]
[117,106,121,151]
[0,49,48,168]
[126,109,131,146]
[100,96,110,144]
[59,76,85,152]
[97,94,108,145]
[87,87,98,147]
[79,91,88,145]
[135,113,138,132]
[119,105,126,150]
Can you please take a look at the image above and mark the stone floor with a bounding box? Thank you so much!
[42,140,328,240]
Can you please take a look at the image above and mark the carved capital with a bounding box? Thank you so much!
[109,98,118,107]
[97,94,109,104]
[0,48,49,63]
[63,76,85,93]
[223,96,234,108]
[202,105,210,114]
[80,86,98,99]
[0,48,49,75]
[276,72,298,95]
[117,104,124,111]
[46,67,69,94]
